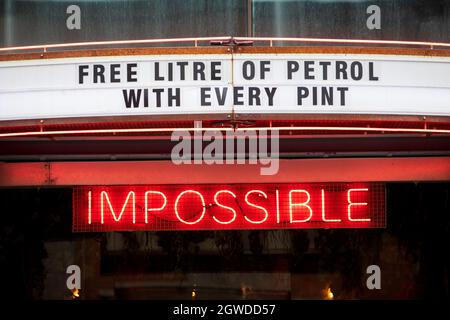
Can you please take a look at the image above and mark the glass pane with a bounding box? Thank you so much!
[1,0,247,47]
[1,183,449,300]
[252,0,450,42]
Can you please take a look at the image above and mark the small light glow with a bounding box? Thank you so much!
[241,284,251,298]
[71,288,80,299]
[326,287,334,300]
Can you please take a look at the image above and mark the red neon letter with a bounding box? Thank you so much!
[276,189,280,223]
[244,190,269,224]
[144,191,167,223]
[321,189,341,222]
[100,191,136,224]
[213,190,237,224]
[174,190,206,225]
[289,190,312,223]
[88,190,92,224]
[347,188,371,222]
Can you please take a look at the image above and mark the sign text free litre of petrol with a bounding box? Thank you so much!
[79,59,379,108]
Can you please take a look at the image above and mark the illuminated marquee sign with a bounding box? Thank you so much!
[72,183,385,232]
[1,53,450,121]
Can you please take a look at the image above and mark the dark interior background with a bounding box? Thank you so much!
[0,183,448,300]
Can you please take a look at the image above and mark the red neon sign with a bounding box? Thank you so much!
[72,183,385,232]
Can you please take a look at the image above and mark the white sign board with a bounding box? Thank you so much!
[1,53,450,120]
